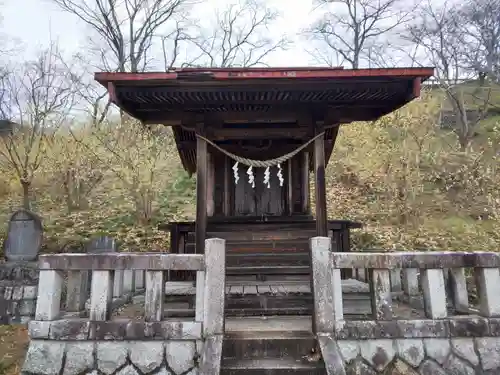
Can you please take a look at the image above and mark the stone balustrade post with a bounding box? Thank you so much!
[421,269,447,319]
[35,270,63,321]
[145,270,165,321]
[199,238,226,375]
[65,270,88,313]
[89,270,114,321]
[475,267,500,317]
[371,269,393,320]
[449,267,469,313]
[311,236,343,333]
[113,270,124,298]
[402,268,419,297]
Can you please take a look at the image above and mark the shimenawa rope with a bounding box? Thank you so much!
[195,132,325,168]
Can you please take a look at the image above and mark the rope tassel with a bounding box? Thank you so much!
[277,164,284,187]
[247,166,255,188]
[232,161,239,184]
[264,166,270,188]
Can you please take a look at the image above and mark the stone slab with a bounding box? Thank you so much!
[331,251,500,269]
[28,319,202,340]
[39,253,205,271]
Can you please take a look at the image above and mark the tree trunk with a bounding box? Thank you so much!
[21,181,31,210]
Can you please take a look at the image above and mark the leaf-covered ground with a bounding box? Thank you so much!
[0,326,29,375]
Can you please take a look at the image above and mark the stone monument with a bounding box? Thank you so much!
[3,209,42,262]
[0,209,43,324]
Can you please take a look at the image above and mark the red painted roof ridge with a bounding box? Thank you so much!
[95,67,434,84]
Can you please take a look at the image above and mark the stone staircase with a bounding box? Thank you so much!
[218,249,369,374]
[221,318,325,374]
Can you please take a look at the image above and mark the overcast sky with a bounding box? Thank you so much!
[2,0,318,67]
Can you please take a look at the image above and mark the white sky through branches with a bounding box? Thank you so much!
[2,0,316,67]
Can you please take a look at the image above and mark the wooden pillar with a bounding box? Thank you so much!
[314,130,327,237]
[302,151,310,214]
[223,155,231,216]
[196,131,208,254]
[207,151,215,217]
[287,158,293,215]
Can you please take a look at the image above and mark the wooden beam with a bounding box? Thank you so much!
[196,128,208,255]
[139,108,312,124]
[302,151,310,214]
[314,129,327,237]
[209,127,310,140]
[177,139,306,151]
[142,105,389,126]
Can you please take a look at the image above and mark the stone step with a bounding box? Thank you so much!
[223,331,315,359]
[225,307,311,317]
[221,358,325,375]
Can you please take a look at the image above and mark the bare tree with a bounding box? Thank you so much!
[305,0,415,68]
[187,0,288,67]
[405,0,493,151]
[70,53,112,127]
[0,44,79,209]
[51,0,193,72]
[457,0,500,84]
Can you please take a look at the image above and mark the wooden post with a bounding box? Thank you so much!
[302,151,310,214]
[314,130,327,237]
[207,151,215,217]
[310,127,327,340]
[196,130,208,254]
[287,158,293,215]
[223,156,231,216]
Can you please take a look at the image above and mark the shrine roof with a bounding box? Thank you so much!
[95,66,434,125]
[95,66,433,173]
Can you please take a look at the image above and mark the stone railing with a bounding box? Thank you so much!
[310,237,500,375]
[22,238,226,375]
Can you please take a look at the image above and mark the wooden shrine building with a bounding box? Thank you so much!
[95,67,433,289]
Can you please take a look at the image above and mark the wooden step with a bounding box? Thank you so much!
[186,240,309,253]
[225,294,372,316]
[226,254,310,268]
[226,265,311,275]
[187,229,317,242]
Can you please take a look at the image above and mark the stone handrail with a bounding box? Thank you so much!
[23,238,226,375]
[310,237,500,375]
